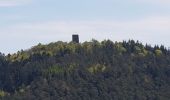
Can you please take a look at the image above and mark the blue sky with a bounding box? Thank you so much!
[0,0,170,54]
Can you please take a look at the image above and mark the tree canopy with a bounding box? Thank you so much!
[0,40,170,100]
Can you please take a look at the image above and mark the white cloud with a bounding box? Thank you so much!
[6,16,170,35]
[0,16,170,54]
[0,0,32,7]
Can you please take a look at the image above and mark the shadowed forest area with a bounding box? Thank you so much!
[0,40,170,100]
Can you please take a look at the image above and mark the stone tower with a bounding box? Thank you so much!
[72,34,79,43]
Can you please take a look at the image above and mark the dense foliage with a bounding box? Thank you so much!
[0,40,170,100]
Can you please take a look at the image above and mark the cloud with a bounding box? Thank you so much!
[6,16,170,34]
[0,16,170,54]
[0,0,32,7]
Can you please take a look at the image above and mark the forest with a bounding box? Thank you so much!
[0,39,170,100]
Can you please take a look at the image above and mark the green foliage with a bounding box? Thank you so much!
[115,43,127,54]
[68,63,78,72]
[88,64,106,73]
[0,40,170,100]
[7,50,29,62]
[142,48,148,56]
[155,49,163,56]
[0,90,6,97]
[82,42,93,53]
[134,46,141,53]
[44,63,78,76]
[66,43,76,53]
[45,65,64,75]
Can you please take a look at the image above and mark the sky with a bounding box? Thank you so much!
[0,0,170,54]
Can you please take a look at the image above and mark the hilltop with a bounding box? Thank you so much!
[0,40,170,100]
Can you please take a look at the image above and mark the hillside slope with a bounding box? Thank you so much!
[0,40,170,100]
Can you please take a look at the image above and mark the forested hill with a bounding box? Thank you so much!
[0,40,170,100]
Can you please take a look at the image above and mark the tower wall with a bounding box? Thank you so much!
[72,34,79,43]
